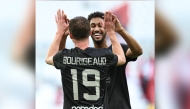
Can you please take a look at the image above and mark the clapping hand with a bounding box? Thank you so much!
[55,9,69,37]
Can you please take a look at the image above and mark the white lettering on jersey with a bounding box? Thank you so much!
[63,56,106,65]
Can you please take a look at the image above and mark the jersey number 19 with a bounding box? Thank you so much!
[71,69,100,101]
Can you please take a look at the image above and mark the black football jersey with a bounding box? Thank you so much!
[53,47,118,109]
[104,43,137,109]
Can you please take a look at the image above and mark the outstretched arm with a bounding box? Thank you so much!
[104,12,126,66]
[113,14,143,58]
[45,9,69,66]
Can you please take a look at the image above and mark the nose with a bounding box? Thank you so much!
[94,26,100,33]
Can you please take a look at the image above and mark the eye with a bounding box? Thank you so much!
[90,24,95,28]
[98,23,103,27]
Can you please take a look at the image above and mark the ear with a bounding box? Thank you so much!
[70,33,75,43]
[69,33,74,39]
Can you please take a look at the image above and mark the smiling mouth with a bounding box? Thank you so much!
[93,33,101,37]
[94,33,100,35]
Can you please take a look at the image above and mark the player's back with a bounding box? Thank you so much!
[53,47,118,109]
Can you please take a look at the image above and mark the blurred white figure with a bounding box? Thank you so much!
[0,0,35,109]
[156,0,190,109]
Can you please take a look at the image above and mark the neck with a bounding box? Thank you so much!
[93,39,108,48]
[74,38,89,50]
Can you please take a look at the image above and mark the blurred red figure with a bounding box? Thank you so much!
[55,87,63,106]
[111,3,129,29]
[138,57,155,105]
[171,51,190,109]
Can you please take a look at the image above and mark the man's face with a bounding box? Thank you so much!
[90,18,106,43]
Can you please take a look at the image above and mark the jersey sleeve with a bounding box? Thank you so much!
[105,49,118,67]
[53,50,63,69]
[120,43,137,62]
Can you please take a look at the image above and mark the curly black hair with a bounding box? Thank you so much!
[87,11,104,22]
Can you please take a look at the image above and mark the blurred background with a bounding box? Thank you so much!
[156,0,190,109]
[0,0,35,109]
[36,1,154,109]
[1,0,190,109]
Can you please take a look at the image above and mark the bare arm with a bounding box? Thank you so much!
[104,12,126,66]
[45,9,69,65]
[114,15,143,58]
[59,34,67,51]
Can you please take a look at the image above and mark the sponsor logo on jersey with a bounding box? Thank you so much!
[71,105,103,109]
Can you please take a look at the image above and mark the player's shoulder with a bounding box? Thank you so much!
[109,43,128,49]
[87,47,110,52]
[120,43,128,47]
[87,47,113,56]
[98,48,112,54]
[57,48,74,56]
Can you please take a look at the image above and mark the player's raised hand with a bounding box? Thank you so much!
[112,14,124,33]
[55,9,69,35]
[104,11,116,33]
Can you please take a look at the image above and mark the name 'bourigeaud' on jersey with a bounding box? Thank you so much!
[63,56,107,65]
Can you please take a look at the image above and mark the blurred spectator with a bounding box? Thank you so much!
[138,57,155,106]
[11,0,35,71]
[156,0,190,109]
[171,50,190,109]
[155,9,178,56]
[55,86,63,107]
[0,0,35,109]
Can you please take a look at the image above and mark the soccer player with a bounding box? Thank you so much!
[45,9,125,109]
[87,12,143,109]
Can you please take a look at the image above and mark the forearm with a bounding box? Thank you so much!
[59,35,67,51]
[118,28,143,56]
[45,31,63,65]
[108,32,126,66]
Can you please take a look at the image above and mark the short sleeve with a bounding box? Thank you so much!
[53,51,62,69]
[120,43,137,62]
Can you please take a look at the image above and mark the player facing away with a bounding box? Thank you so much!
[88,12,143,109]
[45,9,125,109]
